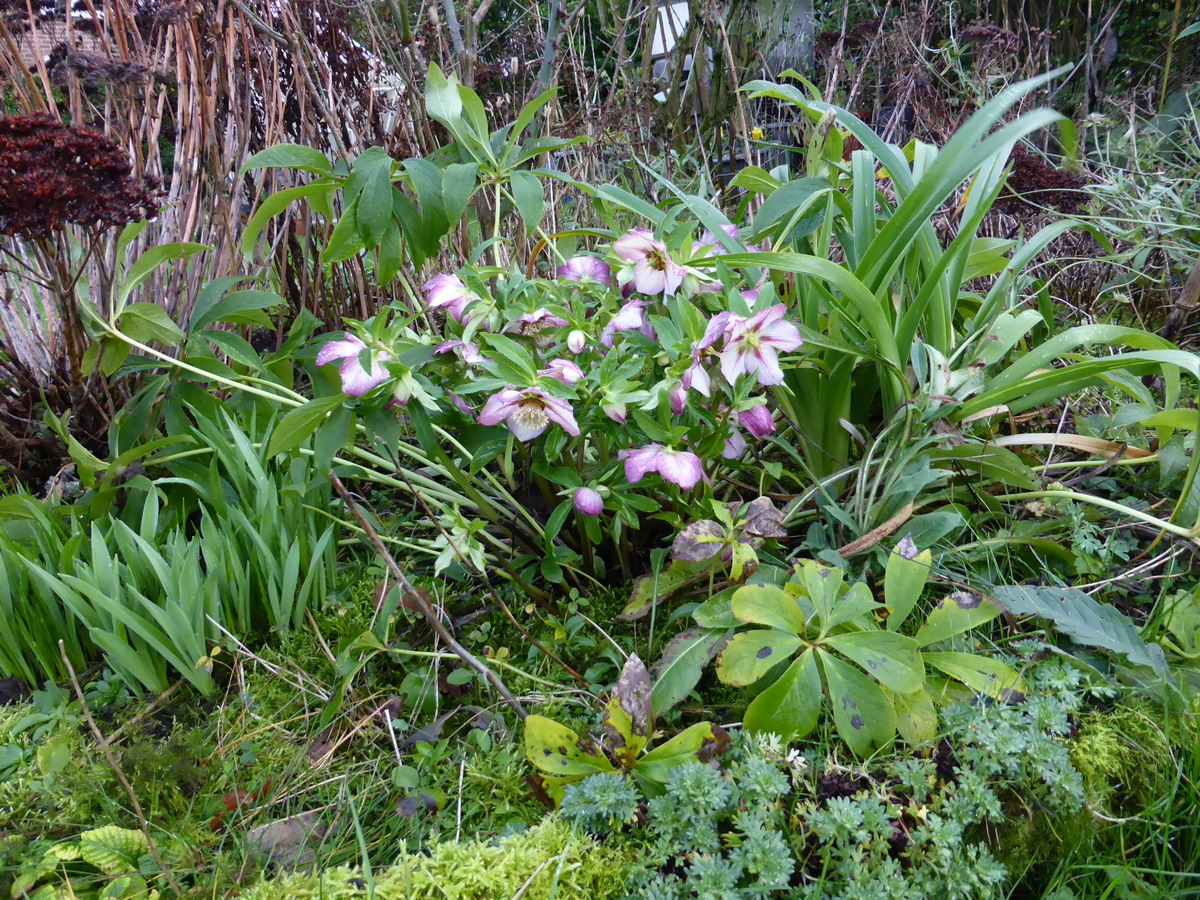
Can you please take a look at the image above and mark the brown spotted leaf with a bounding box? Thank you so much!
[672,519,726,562]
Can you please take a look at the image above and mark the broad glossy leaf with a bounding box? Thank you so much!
[692,588,739,629]
[884,536,931,631]
[743,650,822,742]
[923,651,1026,702]
[509,170,545,231]
[241,143,333,174]
[716,631,803,687]
[818,650,896,757]
[916,592,1003,647]
[824,630,924,692]
[731,584,807,635]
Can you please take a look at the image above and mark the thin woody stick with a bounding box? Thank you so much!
[59,641,182,897]
[329,473,528,719]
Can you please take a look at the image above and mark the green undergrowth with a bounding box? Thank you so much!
[238,819,633,900]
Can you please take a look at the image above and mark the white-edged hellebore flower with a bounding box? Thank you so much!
[573,486,604,516]
[421,273,475,322]
[618,443,705,490]
[316,333,390,397]
[719,304,803,387]
[540,358,584,385]
[477,387,580,441]
[557,256,613,287]
[613,228,686,297]
[567,330,587,354]
[738,405,776,440]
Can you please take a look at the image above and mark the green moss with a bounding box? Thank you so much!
[1069,704,1172,812]
[239,819,635,900]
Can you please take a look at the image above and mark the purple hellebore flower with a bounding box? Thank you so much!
[421,273,474,322]
[619,444,706,490]
[695,223,739,256]
[669,383,688,416]
[573,487,604,516]
[567,330,587,354]
[680,312,731,400]
[739,405,776,440]
[613,228,686,296]
[719,304,803,387]
[540,358,584,385]
[556,256,613,287]
[723,427,747,460]
[448,392,475,416]
[477,387,580,442]
[505,308,571,337]
[316,333,390,397]
[601,300,655,347]
[602,399,627,424]
[435,339,488,365]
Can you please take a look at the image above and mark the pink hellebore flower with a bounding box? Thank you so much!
[719,304,803,387]
[669,383,688,416]
[435,339,487,365]
[739,405,777,440]
[723,428,747,460]
[695,223,739,256]
[619,444,706,490]
[421,273,474,322]
[601,300,654,347]
[574,487,604,516]
[613,228,686,297]
[602,399,627,424]
[505,308,570,337]
[680,312,730,400]
[477,387,580,442]
[567,330,588,354]
[540,358,584,385]
[316,334,390,397]
[557,256,613,287]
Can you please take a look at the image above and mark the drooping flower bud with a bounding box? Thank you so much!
[567,330,587,354]
[574,487,604,516]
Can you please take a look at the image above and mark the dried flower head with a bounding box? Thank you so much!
[0,114,160,238]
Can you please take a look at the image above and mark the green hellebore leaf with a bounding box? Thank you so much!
[824,630,925,693]
[884,536,932,631]
[523,715,614,778]
[818,649,896,757]
[916,591,1003,647]
[891,687,938,745]
[634,721,729,788]
[731,584,808,634]
[743,649,822,742]
[923,651,1026,702]
[716,630,803,687]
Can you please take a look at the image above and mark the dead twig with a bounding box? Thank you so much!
[59,641,182,897]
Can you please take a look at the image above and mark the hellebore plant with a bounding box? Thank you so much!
[304,223,806,587]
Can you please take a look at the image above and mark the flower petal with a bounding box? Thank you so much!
[656,449,704,489]
[316,335,365,367]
